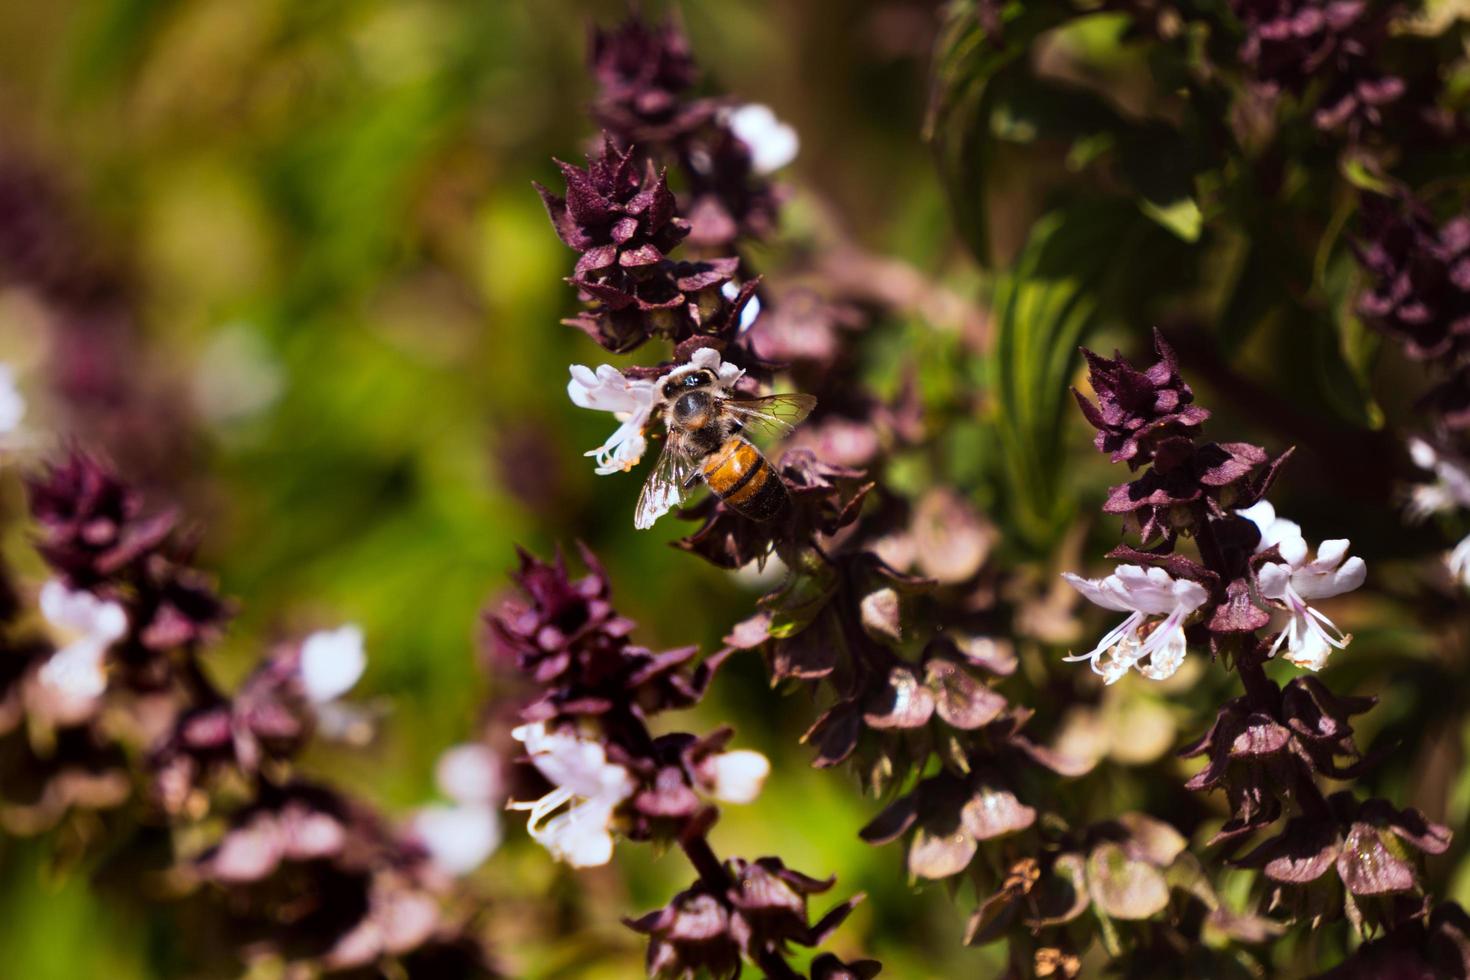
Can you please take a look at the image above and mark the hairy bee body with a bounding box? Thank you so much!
[632,362,813,530]
[699,434,788,521]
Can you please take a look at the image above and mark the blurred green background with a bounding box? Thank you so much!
[0,0,994,975]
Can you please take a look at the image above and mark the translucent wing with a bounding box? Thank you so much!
[723,393,817,442]
[634,437,697,530]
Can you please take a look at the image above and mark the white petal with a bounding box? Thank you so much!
[1312,539,1349,569]
[0,364,25,435]
[728,103,799,174]
[1450,535,1470,587]
[1277,535,1309,569]
[1235,500,1276,530]
[1257,562,1292,601]
[515,724,634,802]
[436,744,501,805]
[536,799,618,868]
[708,750,769,804]
[1061,571,1136,613]
[1279,613,1332,671]
[38,640,108,702]
[1292,544,1366,600]
[1409,438,1438,471]
[413,804,501,875]
[40,580,128,643]
[299,625,366,703]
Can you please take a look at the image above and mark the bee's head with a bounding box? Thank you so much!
[661,368,714,401]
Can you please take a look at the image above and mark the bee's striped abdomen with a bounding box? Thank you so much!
[701,436,788,522]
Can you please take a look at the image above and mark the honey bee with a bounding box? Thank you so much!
[635,364,816,530]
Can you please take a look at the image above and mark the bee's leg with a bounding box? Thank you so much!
[681,471,702,490]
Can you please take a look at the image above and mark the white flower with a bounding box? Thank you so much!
[36,579,127,713]
[678,346,745,390]
[706,749,769,804]
[726,104,799,174]
[1236,500,1307,567]
[412,743,505,877]
[567,363,657,475]
[413,803,502,876]
[507,722,634,868]
[0,364,25,436]
[436,743,501,804]
[299,625,366,703]
[1450,535,1470,589]
[1061,565,1209,684]
[1257,541,1366,671]
[1405,437,1470,521]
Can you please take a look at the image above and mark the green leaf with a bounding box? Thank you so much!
[927,1,1079,265]
[988,199,1163,548]
[1139,196,1203,242]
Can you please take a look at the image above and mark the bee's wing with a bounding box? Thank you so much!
[634,437,698,530]
[723,393,818,441]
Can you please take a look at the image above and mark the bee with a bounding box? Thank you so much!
[635,364,816,530]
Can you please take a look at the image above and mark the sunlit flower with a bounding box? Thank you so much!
[1061,565,1209,684]
[36,579,127,716]
[568,363,657,474]
[705,749,770,805]
[299,625,366,704]
[725,104,799,174]
[1237,499,1307,566]
[508,721,635,868]
[1258,541,1366,671]
[413,743,504,876]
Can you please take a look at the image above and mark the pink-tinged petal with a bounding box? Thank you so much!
[1061,572,1135,613]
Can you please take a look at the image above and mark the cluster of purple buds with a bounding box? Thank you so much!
[489,545,874,977]
[541,16,798,356]
[1355,194,1470,430]
[537,138,756,354]
[2,451,501,973]
[588,16,790,249]
[1063,332,1468,952]
[1229,0,1407,136]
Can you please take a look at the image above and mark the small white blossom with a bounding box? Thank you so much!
[721,281,763,334]
[36,579,127,713]
[299,625,366,703]
[1236,500,1308,567]
[414,803,502,876]
[1061,565,1209,684]
[0,364,25,436]
[678,347,745,390]
[726,104,799,174]
[436,743,501,805]
[413,743,504,876]
[1258,541,1366,671]
[1406,437,1470,521]
[507,722,634,868]
[1404,439,1470,588]
[1450,535,1470,589]
[567,364,658,475]
[706,749,770,804]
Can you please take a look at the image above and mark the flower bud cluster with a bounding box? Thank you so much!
[0,452,500,974]
[488,545,873,978]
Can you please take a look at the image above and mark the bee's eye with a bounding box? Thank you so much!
[684,371,710,388]
[662,382,677,398]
